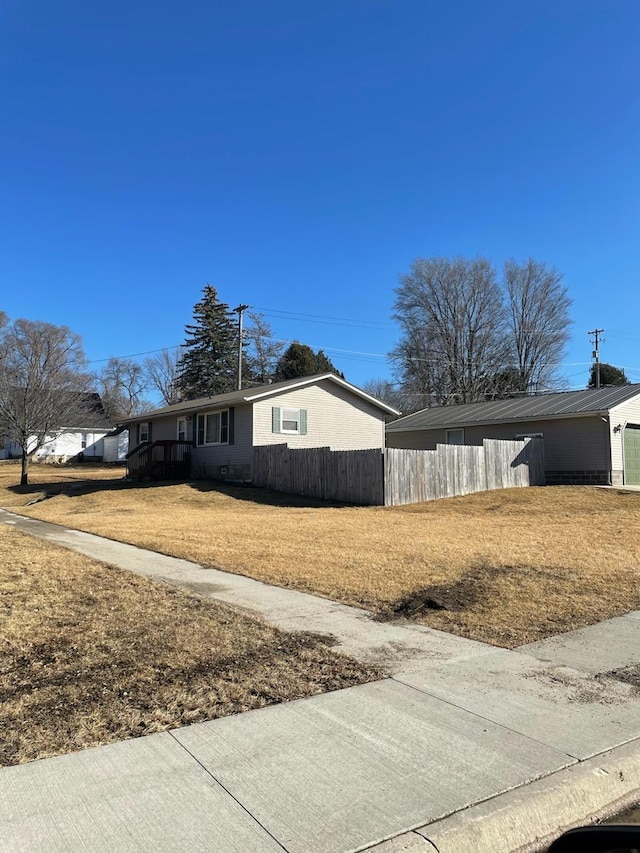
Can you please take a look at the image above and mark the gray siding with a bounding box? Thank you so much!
[135,415,178,443]
[253,380,386,450]
[610,396,640,484]
[141,406,253,479]
[387,415,611,479]
[191,403,253,478]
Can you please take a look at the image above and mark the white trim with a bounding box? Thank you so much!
[281,407,301,435]
[139,422,150,443]
[177,416,188,441]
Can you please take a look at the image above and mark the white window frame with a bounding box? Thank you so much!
[446,428,464,445]
[281,407,301,434]
[139,422,150,443]
[196,410,229,446]
[177,416,188,442]
[516,432,544,439]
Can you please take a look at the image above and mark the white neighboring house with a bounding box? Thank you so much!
[0,394,116,463]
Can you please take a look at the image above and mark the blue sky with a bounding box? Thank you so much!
[1,0,639,390]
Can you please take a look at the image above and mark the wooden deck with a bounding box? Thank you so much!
[126,440,192,481]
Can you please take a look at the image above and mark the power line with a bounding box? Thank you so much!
[86,344,183,365]
[254,306,393,330]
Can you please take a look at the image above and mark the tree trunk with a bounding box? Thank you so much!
[21,450,29,486]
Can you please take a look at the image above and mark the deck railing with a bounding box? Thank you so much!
[126,440,192,480]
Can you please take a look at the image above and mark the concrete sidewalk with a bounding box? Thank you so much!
[1,508,640,852]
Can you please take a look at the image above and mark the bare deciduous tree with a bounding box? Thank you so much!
[0,319,92,485]
[243,311,284,385]
[392,257,508,405]
[361,378,412,416]
[144,348,183,406]
[97,357,150,420]
[503,258,572,393]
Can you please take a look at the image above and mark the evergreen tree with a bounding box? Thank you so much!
[176,285,238,399]
[588,363,630,388]
[274,341,343,381]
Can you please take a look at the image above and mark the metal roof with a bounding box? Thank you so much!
[386,384,640,432]
[124,373,400,424]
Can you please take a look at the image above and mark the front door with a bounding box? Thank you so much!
[624,425,640,486]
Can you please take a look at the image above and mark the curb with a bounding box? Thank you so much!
[368,739,640,853]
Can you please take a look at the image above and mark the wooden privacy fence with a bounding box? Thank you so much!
[252,437,544,506]
[252,444,384,505]
[384,438,544,506]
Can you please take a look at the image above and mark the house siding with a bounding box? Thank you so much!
[610,395,640,485]
[252,380,386,451]
[137,415,177,443]
[387,415,611,484]
[191,403,253,479]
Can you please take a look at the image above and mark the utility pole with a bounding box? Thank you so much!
[233,304,250,390]
[588,328,605,389]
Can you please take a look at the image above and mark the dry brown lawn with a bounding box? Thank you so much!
[4,461,640,648]
[0,518,379,767]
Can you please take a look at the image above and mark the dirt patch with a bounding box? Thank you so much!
[375,565,498,619]
[599,665,640,689]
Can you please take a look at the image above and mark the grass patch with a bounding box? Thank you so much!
[0,522,380,767]
[4,463,640,648]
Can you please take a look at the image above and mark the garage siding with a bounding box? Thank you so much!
[609,396,640,485]
[386,415,611,484]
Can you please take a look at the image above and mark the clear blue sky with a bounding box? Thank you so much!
[1,0,639,390]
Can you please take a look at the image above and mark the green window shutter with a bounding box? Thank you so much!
[272,407,281,434]
[299,409,307,435]
[228,407,235,445]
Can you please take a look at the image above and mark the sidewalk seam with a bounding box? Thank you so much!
[390,674,581,761]
[166,730,289,852]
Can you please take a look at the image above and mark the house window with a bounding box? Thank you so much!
[446,428,464,445]
[81,435,87,450]
[177,417,188,441]
[282,408,301,434]
[196,410,229,446]
[272,406,307,435]
[139,422,150,443]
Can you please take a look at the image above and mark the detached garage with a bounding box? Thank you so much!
[386,384,640,487]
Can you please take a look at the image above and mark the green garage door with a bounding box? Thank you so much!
[624,425,640,486]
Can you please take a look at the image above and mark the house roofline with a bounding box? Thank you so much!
[242,373,401,415]
[123,374,400,424]
[386,410,610,432]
